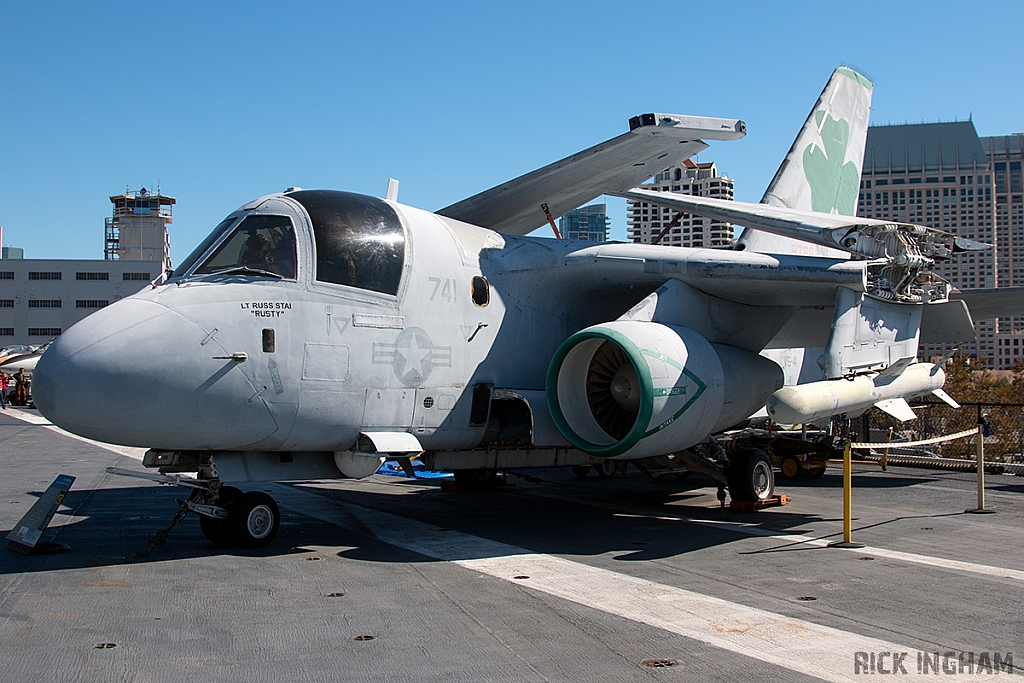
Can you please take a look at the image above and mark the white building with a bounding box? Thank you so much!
[0,261,158,346]
[627,159,735,247]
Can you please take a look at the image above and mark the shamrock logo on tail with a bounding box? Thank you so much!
[803,111,860,217]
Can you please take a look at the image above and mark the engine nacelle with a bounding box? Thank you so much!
[546,322,783,459]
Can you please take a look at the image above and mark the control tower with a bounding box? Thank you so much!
[105,187,174,273]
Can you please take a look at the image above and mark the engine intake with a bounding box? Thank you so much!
[546,322,782,459]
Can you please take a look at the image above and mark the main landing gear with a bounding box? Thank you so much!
[664,443,776,505]
[726,448,775,503]
[106,466,281,548]
[569,445,776,506]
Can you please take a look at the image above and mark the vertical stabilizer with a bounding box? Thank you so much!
[737,66,873,257]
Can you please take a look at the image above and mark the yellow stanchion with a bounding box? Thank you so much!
[829,441,865,549]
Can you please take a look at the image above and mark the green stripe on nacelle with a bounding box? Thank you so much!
[546,326,708,459]
[546,326,655,458]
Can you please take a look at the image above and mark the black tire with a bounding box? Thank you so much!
[728,449,774,502]
[571,465,592,478]
[219,486,244,504]
[198,486,243,546]
[594,460,617,478]
[453,468,498,490]
[780,456,801,480]
[807,465,827,478]
[199,514,232,546]
[230,491,280,548]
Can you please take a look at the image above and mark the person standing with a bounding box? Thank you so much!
[13,369,27,407]
[0,372,8,409]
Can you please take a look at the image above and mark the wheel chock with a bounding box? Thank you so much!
[729,493,790,512]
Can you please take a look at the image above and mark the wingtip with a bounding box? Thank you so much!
[953,237,992,252]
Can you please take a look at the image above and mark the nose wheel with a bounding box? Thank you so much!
[232,492,280,547]
[199,488,281,548]
[198,486,242,546]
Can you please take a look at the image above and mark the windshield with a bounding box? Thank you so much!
[172,215,239,277]
[193,214,297,279]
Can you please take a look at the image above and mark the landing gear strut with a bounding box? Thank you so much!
[594,459,617,478]
[198,485,242,546]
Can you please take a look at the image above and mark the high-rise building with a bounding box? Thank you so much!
[105,187,174,273]
[627,159,734,247]
[559,204,610,242]
[857,121,1024,368]
[981,134,1024,368]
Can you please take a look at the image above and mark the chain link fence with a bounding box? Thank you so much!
[848,401,1024,464]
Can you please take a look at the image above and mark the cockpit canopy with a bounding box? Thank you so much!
[288,190,404,296]
[172,190,406,297]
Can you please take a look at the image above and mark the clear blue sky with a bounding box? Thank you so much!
[2,1,1021,263]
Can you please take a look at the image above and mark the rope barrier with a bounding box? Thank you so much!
[849,427,978,451]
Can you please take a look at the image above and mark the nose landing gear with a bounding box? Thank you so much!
[106,466,281,549]
[195,486,281,548]
[183,484,282,548]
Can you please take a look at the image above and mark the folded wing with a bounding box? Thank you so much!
[438,114,745,236]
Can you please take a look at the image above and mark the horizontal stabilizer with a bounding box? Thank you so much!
[931,388,960,409]
[920,299,976,344]
[439,114,745,236]
[874,398,917,422]
[615,189,987,264]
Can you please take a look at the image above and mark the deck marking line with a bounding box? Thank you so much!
[4,408,147,460]
[684,519,1024,584]
[270,483,1000,683]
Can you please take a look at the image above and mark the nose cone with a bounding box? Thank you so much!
[34,298,277,449]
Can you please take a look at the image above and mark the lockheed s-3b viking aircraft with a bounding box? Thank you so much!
[33,67,1019,548]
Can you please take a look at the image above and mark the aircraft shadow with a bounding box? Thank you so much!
[1,471,833,573]
[0,485,416,575]
[307,471,836,565]
[3,465,965,574]
[775,472,933,489]
[989,481,1024,494]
